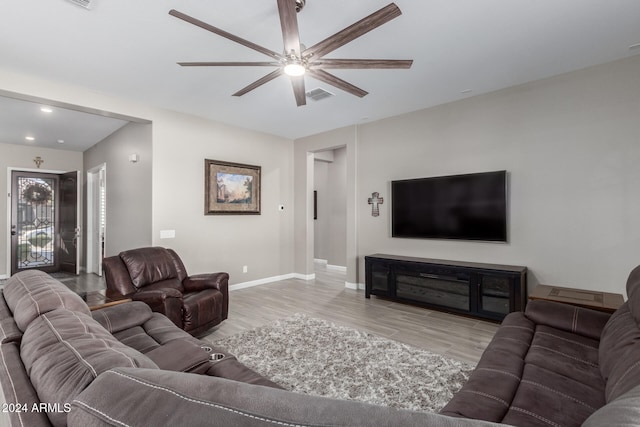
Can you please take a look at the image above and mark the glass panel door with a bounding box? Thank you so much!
[12,173,59,273]
[478,274,511,315]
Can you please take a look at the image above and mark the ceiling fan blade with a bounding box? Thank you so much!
[232,69,284,97]
[277,0,301,57]
[303,3,401,61]
[311,59,413,69]
[290,75,306,106]
[307,69,368,98]
[169,9,283,61]
[178,61,280,67]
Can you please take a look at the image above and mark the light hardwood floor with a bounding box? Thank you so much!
[207,264,499,365]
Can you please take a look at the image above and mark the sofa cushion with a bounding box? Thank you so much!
[599,304,640,402]
[120,247,182,289]
[20,309,158,427]
[524,299,610,341]
[3,270,90,332]
[525,324,603,390]
[625,264,640,323]
[502,363,604,427]
[598,266,640,403]
[441,312,534,421]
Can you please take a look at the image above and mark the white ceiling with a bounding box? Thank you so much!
[1,0,639,149]
[0,95,130,150]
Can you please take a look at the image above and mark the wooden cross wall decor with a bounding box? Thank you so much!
[368,192,383,217]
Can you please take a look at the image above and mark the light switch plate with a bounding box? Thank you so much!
[160,230,175,239]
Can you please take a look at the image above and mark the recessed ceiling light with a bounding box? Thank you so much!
[57,139,65,144]
[461,89,473,94]
[40,107,53,113]
[25,136,35,141]
[629,42,640,50]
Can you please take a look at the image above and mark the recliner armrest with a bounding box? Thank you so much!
[183,272,229,293]
[525,299,611,340]
[183,273,230,322]
[132,289,183,328]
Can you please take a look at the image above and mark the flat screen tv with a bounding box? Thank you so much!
[391,170,507,242]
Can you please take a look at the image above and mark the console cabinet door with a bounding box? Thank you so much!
[475,273,516,319]
[365,259,392,297]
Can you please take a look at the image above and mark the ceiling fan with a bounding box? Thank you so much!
[169,0,413,106]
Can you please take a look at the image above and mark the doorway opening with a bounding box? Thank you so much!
[313,146,347,275]
[9,169,80,276]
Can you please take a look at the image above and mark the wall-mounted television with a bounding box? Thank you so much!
[391,170,508,242]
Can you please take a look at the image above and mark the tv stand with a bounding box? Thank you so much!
[365,254,527,321]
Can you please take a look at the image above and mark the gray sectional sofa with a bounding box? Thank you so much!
[1,268,640,426]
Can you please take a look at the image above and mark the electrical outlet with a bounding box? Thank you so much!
[242,265,248,273]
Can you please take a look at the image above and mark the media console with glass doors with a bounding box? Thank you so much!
[365,254,527,322]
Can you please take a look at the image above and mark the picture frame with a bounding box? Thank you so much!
[204,159,261,215]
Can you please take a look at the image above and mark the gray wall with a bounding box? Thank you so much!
[314,147,347,267]
[296,54,640,295]
[83,122,153,256]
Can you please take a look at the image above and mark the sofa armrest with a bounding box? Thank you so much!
[91,301,153,334]
[183,272,229,293]
[525,299,611,340]
[70,368,506,427]
[132,289,183,328]
[0,342,51,427]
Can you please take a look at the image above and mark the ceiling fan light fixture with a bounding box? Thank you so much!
[283,59,306,76]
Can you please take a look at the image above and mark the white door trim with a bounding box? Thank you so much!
[86,163,106,276]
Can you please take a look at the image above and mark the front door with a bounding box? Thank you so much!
[59,171,80,274]
[10,170,80,275]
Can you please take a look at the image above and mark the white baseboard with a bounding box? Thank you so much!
[230,273,294,291]
[230,272,315,291]
[314,259,346,273]
[345,282,365,290]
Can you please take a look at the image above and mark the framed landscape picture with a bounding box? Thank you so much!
[205,159,261,215]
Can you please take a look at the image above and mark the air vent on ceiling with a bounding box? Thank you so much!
[66,0,94,9]
[306,88,334,102]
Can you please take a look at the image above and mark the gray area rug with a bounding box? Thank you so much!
[210,314,474,413]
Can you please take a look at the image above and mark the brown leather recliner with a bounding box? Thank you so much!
[102,247,229,336]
